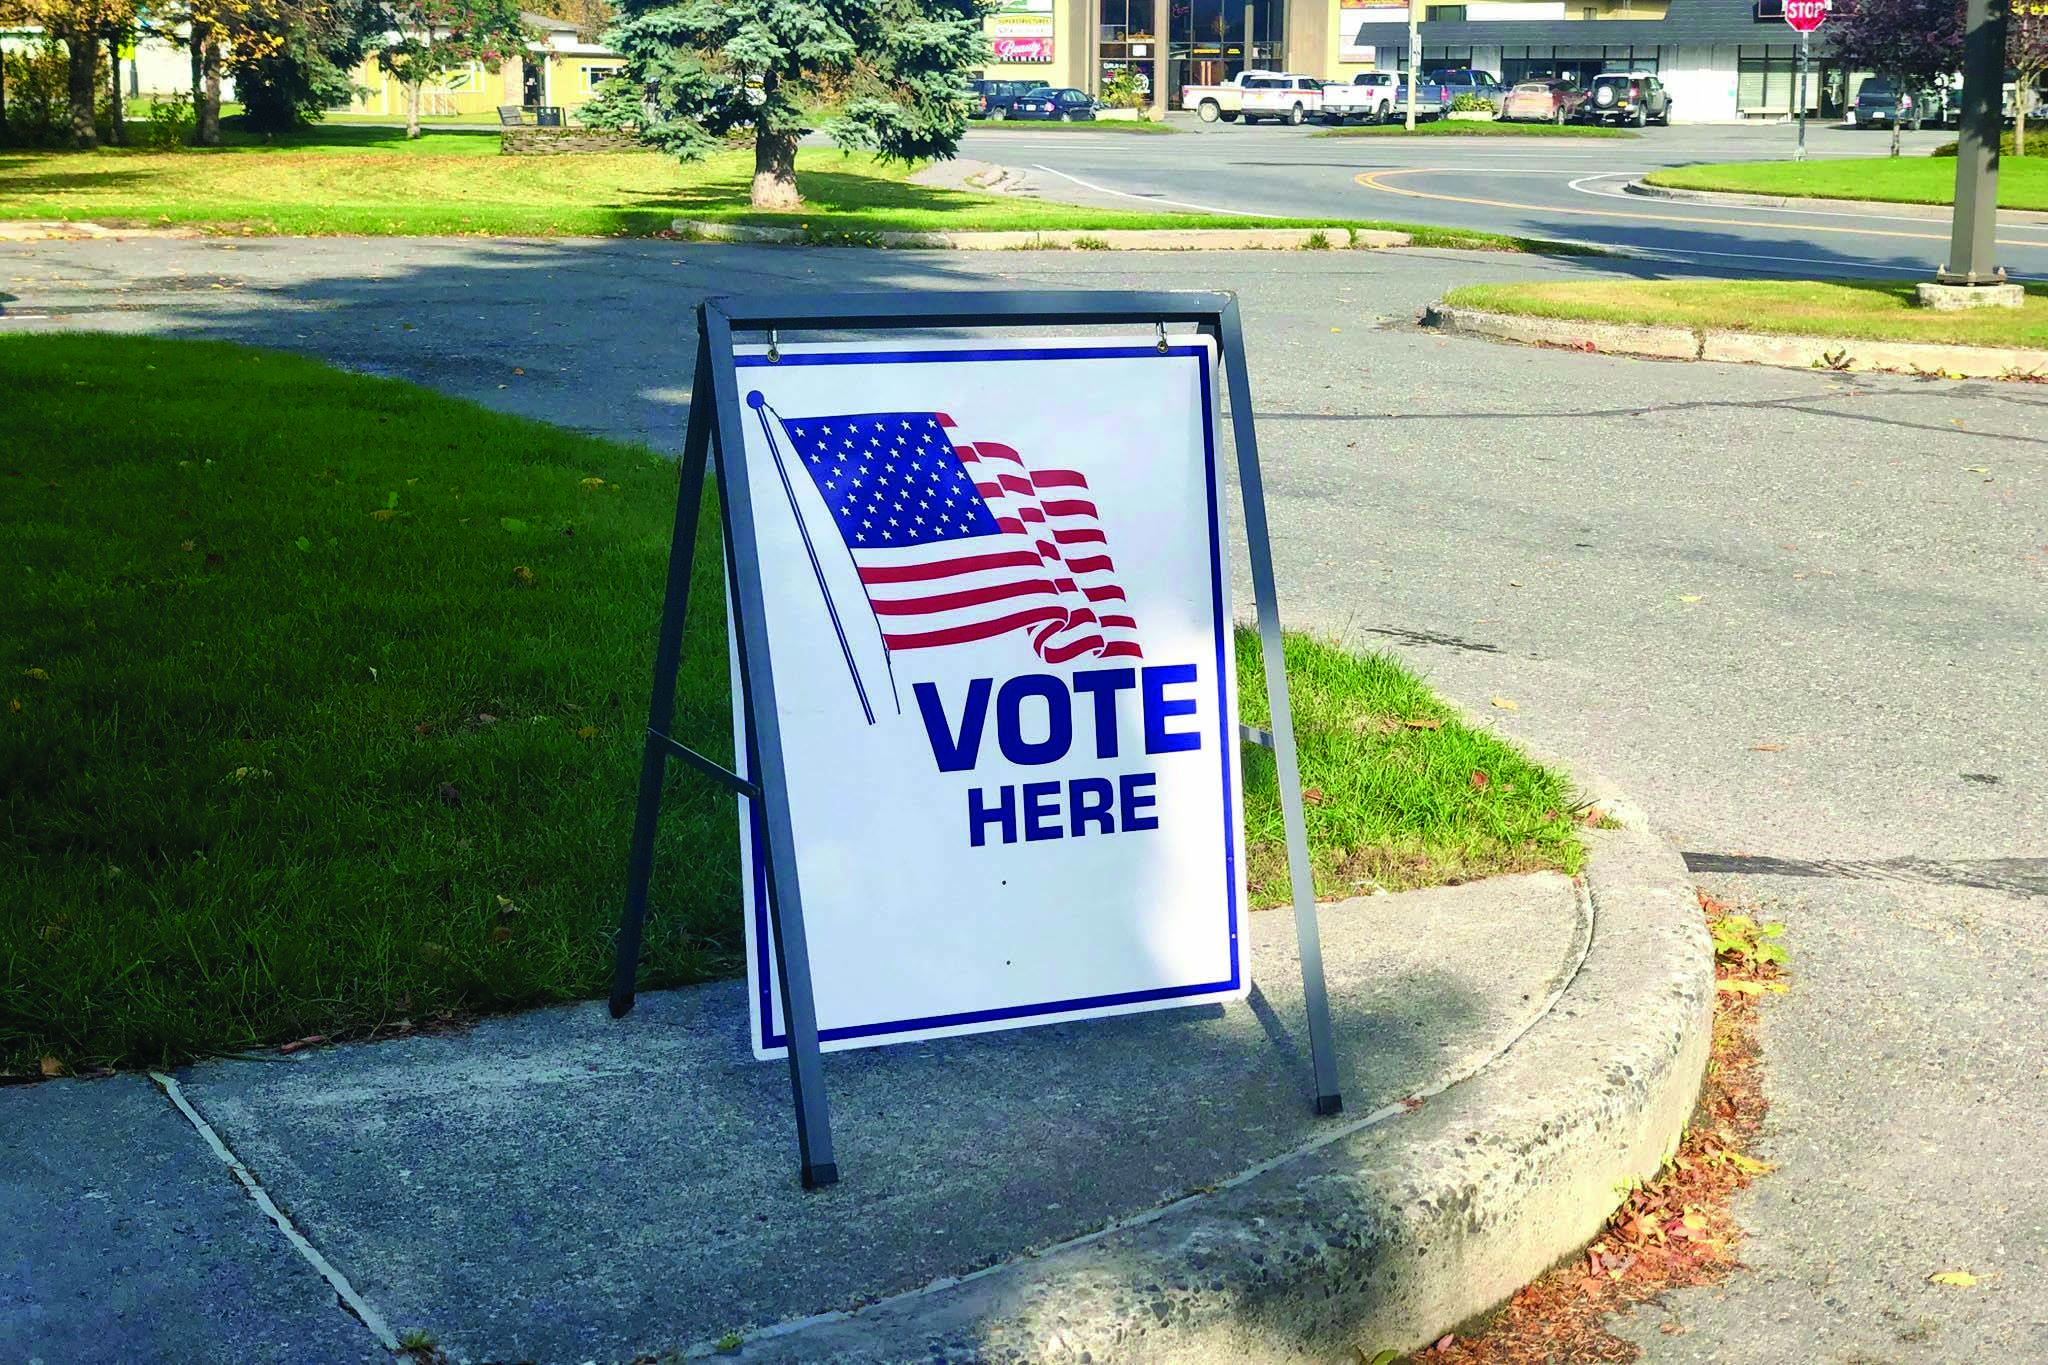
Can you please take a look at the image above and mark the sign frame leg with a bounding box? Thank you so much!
[702,303,839,1189]
[1215,299,1345,1117]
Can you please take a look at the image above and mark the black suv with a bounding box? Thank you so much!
[1852,77,1942,129]
[1584,71,1671,126]
[965,79,1045,120]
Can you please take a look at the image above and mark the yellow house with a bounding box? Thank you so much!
[350,12,626,119]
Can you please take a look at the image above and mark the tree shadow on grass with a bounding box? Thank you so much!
[0,158,151,195]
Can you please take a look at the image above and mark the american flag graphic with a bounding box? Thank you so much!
[775,410,1142,665]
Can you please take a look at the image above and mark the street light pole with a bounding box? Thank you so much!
[1149,0,1168,121]
[1938,0,2011,287]
[1405,0,1419,131]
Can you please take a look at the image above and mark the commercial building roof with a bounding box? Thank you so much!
[1347,0,1788,49]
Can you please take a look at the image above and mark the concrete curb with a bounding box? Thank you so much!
[699,825,1710,1364]
[673,220,1409,251]
[1423,303,2048,381]
[1623,177,2048,227]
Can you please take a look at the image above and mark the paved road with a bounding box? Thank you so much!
[4,236,2044,1362]
[964,119,2048,282]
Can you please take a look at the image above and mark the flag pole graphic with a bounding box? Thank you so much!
[746,390,876,726]
[753,394,902,715]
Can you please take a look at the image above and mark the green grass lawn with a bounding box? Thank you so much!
[0,138,1579,250]
[1316,120,1636,139]
[1,334,1581,1075]
[1644,155,2048,212]
[1442,278,2048,348]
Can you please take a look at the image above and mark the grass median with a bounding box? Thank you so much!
[1,334,1581,1075]
[0,136,1584,251]
[1316,120,1636,139]
[1441,277,2048,348]
[1643,155,2048,212]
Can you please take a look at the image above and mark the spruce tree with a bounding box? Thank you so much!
[593,0,988,210]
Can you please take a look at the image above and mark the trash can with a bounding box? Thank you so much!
[536,106,564,127]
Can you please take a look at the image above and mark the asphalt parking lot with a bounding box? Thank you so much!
[962,117,2048,281]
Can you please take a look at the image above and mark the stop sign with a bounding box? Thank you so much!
[1784,0,1827,32]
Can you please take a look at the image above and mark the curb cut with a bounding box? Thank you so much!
[1423,303,2048,381]
[1623,178,2048,227]
[702,825,1710,1364]
[673,220,1409,251]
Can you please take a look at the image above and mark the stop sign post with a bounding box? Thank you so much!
[1784,0,1827,158]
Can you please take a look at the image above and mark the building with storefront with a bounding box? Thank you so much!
[981,0,1848,122]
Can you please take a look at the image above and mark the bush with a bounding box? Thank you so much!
[142,92,196,150]
[1,39,87,147]
[1932,132,2044,158]
[1449,92,1497,114]
[1100,69,1149,111]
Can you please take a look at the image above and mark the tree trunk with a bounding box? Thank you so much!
[107,35,123,147]
[751,130,801,211]
[189,29,220,146]
[201,40,221,144]
[1889,112,1901,159]
[2,35,11,146]
[2019,93,2029,158]
[65,30,98,149]
[406,82,422,139]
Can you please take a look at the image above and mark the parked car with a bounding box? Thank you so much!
[1500,79,1587,125]
[1318,71,1399,124]
[1850,77,1940,129]
[1584,70,1671,126]
[1007,87,1099,122]
[965,79,1046,121]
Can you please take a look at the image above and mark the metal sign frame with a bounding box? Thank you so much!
[610,291,1341,1190]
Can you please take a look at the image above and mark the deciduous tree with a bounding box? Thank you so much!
[2013,0,2048,154]
[1830,0,1964,157]
[15,0,136,147]
[590,0,987,211]
[370,0,531,138]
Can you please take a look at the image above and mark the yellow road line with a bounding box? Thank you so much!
[1354,168,2040,249]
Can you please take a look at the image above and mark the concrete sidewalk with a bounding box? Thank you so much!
[1,830,1705,1365]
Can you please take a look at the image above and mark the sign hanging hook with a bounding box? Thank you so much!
[1155,321,1169,354]
[767,329,782,363]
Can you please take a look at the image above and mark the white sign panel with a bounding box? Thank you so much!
[729,338,1244,1058]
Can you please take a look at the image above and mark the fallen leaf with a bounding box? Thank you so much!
[22,667,47,681]
[1470,770,1491,789]
[579,476,607,491]
[40,1054,65,1078]
[512,367,525,376]
[511,565,535,586]
[491,924,515,943]
[204,552,225,568]
[179,539,196,552]
[294,536,312,552]
[477,713,498,725]
[576,724,598,741]
[278,1035,326,1055]
[1490,696,1518,711]
[1963,466,1989,474]
[1678,594,1703,604]
[1928,1270,1979,1288]
[369,508,395,521]
[1403,716,1442,730]
[1750,743,1787,752]
[436,783,462,808]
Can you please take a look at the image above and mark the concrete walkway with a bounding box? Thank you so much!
[2,850,1704,1364]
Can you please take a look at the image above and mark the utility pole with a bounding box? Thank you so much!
[1405,0,1419,131]
[1930,0,2020,304]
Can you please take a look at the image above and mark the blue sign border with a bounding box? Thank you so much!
[735,343,1238,1053]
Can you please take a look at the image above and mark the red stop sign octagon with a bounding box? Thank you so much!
[1784,0,1828,32]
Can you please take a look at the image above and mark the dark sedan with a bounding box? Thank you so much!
[1008,87,1098,122]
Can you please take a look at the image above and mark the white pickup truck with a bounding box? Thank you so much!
[1317,71,1399,124]
[1181,71,1326,125]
